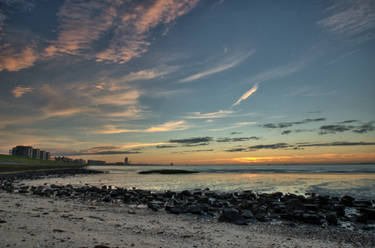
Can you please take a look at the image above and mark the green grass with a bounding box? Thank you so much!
[0,154,84,173]
[138,169,199,175]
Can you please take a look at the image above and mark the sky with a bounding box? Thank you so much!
[0,0,374,165]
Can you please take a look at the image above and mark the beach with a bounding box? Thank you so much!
[1,192,373,248]
[0,168,375,247]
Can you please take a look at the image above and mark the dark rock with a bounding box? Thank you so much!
[218,208,248,225]
[147,203,160,212]
[242,210,255,219]
[0,218,6,223]
[166,206,183,215]
[301,213,322,225]
[341,195,355,207]
[185,205,202,215]
[326,212,338,225]
[286,199,304,212]
[102,195,112,202]
[303,203,319,211]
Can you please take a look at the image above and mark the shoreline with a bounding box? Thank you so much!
[1,192,374,247]
[1,169,375,247]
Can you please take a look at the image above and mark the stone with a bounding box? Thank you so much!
[326,212,338,225]
[242,210,255,219]
[341,195,355,207]
[301,214,322,225]
[218,208,248,225]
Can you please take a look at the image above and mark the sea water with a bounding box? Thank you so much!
[23,164,375,200]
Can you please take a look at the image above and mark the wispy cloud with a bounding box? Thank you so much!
[185,110,234,119]
[96,120,189,134]
[12,86,33,98]
[95,0,199,64]
[179,51,254,83]
[232,83,258,107]
[209,121,256,131]
[318,0,375,42]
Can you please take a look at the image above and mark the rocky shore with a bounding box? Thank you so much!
[0,170,374,247]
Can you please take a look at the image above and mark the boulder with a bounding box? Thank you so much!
[218,208,248,225]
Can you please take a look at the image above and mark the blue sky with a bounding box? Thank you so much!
[0,0,374,164]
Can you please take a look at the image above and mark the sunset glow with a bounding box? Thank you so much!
[0,1,374,164]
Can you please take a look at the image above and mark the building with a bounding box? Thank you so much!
[46,152,50,160]
[11,146,33,158]
[32,149,40,159]
[11,145,51,160]
[124,157,129,165]
[39,151,47,160]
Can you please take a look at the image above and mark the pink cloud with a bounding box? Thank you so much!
[0,47,38,72]
[12,85,34,98]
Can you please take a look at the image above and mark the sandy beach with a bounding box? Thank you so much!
[1,191,374,248]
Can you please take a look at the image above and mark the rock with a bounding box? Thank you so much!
[53,229,65,233]
[185,205,202,215]
[102,195,112,202]
[286,199,304,212]
[242,210,255,219]
[147,202,160,212]
[358,208,375,221]
[326,212,338,225]
[0,218,6,223]
[180,190,192,197]
[303,203,319,211]
[218,208,248,225]
[341,195,355,207]
[94,245,110,248]
[166,207,183,215]
[301,213,322,225]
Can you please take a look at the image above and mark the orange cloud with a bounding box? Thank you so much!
[12,86,34,98]
[96,120,189,134]
[0,47,38,72]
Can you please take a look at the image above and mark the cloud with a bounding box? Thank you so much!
[230,132,242,135]
[96,0,199,64]
[174,149,214,154]
[97,120,188,134]
[145,120,188,132]
[299,141,375,148]
[209,121,256,132]
[232,83,258,107]
[250,62,306,84]
[0,46,38,72]
[12,86,33,98]
[249,143,291,151]
[318,0,375,42]
[319,122,374,134]
[216,137,259,142]
[281,130,292,135]
[185,110,234,119]
[179,51,254,83]
[45,0,199,64]
[225,140,375,152]
[169,137,213,144]
[156,145,178,149]
[225,148,247,152]
[262,118,326,129]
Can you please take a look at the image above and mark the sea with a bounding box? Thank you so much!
[23,164,375,200]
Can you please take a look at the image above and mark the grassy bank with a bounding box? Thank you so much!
[0,154,84,173]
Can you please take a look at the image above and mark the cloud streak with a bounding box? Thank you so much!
[318,0,375,42]
[179,51,254,83]
[232,83,258,107]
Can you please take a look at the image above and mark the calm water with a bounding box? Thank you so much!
[23,164,375,200]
